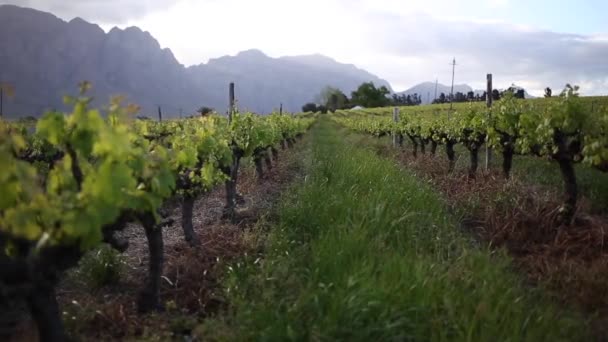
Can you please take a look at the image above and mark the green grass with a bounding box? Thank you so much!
[202,118,588,341]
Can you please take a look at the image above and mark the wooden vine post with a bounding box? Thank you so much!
[224,81,241,222]
[392,107,401,148]
[485,74,492,170]
[157,106,162,122]
[229,82,235,122]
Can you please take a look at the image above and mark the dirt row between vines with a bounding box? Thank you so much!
[9,139,308,342]
[372,142,608,339]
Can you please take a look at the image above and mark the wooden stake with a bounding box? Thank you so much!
[485,74,493,170]
[229,82,235,123]
[158,106,162,122]
[392,107,400,148]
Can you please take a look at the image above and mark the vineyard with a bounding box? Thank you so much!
[2,84,608,341]
[335,86,608,221]
[0,86,313,341]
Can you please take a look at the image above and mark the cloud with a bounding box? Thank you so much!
[0,0,180,23]
[356,11,608,95]
[124,0,608,95]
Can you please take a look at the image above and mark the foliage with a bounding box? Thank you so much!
[392,93,421,106]
[333,85,608,219]
[302,102,318,113]
[197,106,214,116]
[79,244,126,288]
[0,84,315,340]
[350,82,391,108]
[316,86,350,111]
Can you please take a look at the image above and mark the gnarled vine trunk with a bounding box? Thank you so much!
[408,135,418,158]
[271,147,279,159]
[552,130,580,223]
[181,195,199,246]
[254,155,264,180]
[264,150,273,170]
[137,213,164,313]
[430,141,438,156]
[223,152,242,222]
[446,141,456,173]
[468,146,480,179]
[557,158,578,222]
[26,285,65,342]
[502,145,514,179]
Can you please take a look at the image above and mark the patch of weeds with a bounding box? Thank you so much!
[79,244,126,288]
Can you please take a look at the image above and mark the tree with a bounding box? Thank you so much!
[544,87,552,98]
[411,93,421,105]
[392,94,404,105]
[350,82,391,108]
[197,106,213,117]
[467,91,475,101]
[454,92,467,103]
[302,102,318,112]
[316,86,349,110]
[393,93,422,106]
[504,84,526,99]
[492,89,501,101]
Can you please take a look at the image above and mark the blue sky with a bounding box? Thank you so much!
[490,1,607,35]
[2,0,607,95]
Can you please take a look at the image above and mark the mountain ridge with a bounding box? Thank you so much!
[0,5,392,118]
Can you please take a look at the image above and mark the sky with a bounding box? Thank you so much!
[3,0,608,95]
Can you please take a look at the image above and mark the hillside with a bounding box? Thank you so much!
[0,5,392,118]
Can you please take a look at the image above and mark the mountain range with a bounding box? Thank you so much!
[0,5,392,118]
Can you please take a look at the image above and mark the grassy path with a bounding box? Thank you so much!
[204,118,587,341]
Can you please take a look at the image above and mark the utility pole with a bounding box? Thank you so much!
[157,106,162,122]
[434,79,438,102]
[279,103,283,115]
[449,57,457,110]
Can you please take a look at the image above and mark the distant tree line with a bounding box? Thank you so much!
[302,82,545,113]
[301,82,418,113]
[432,85,528,104]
